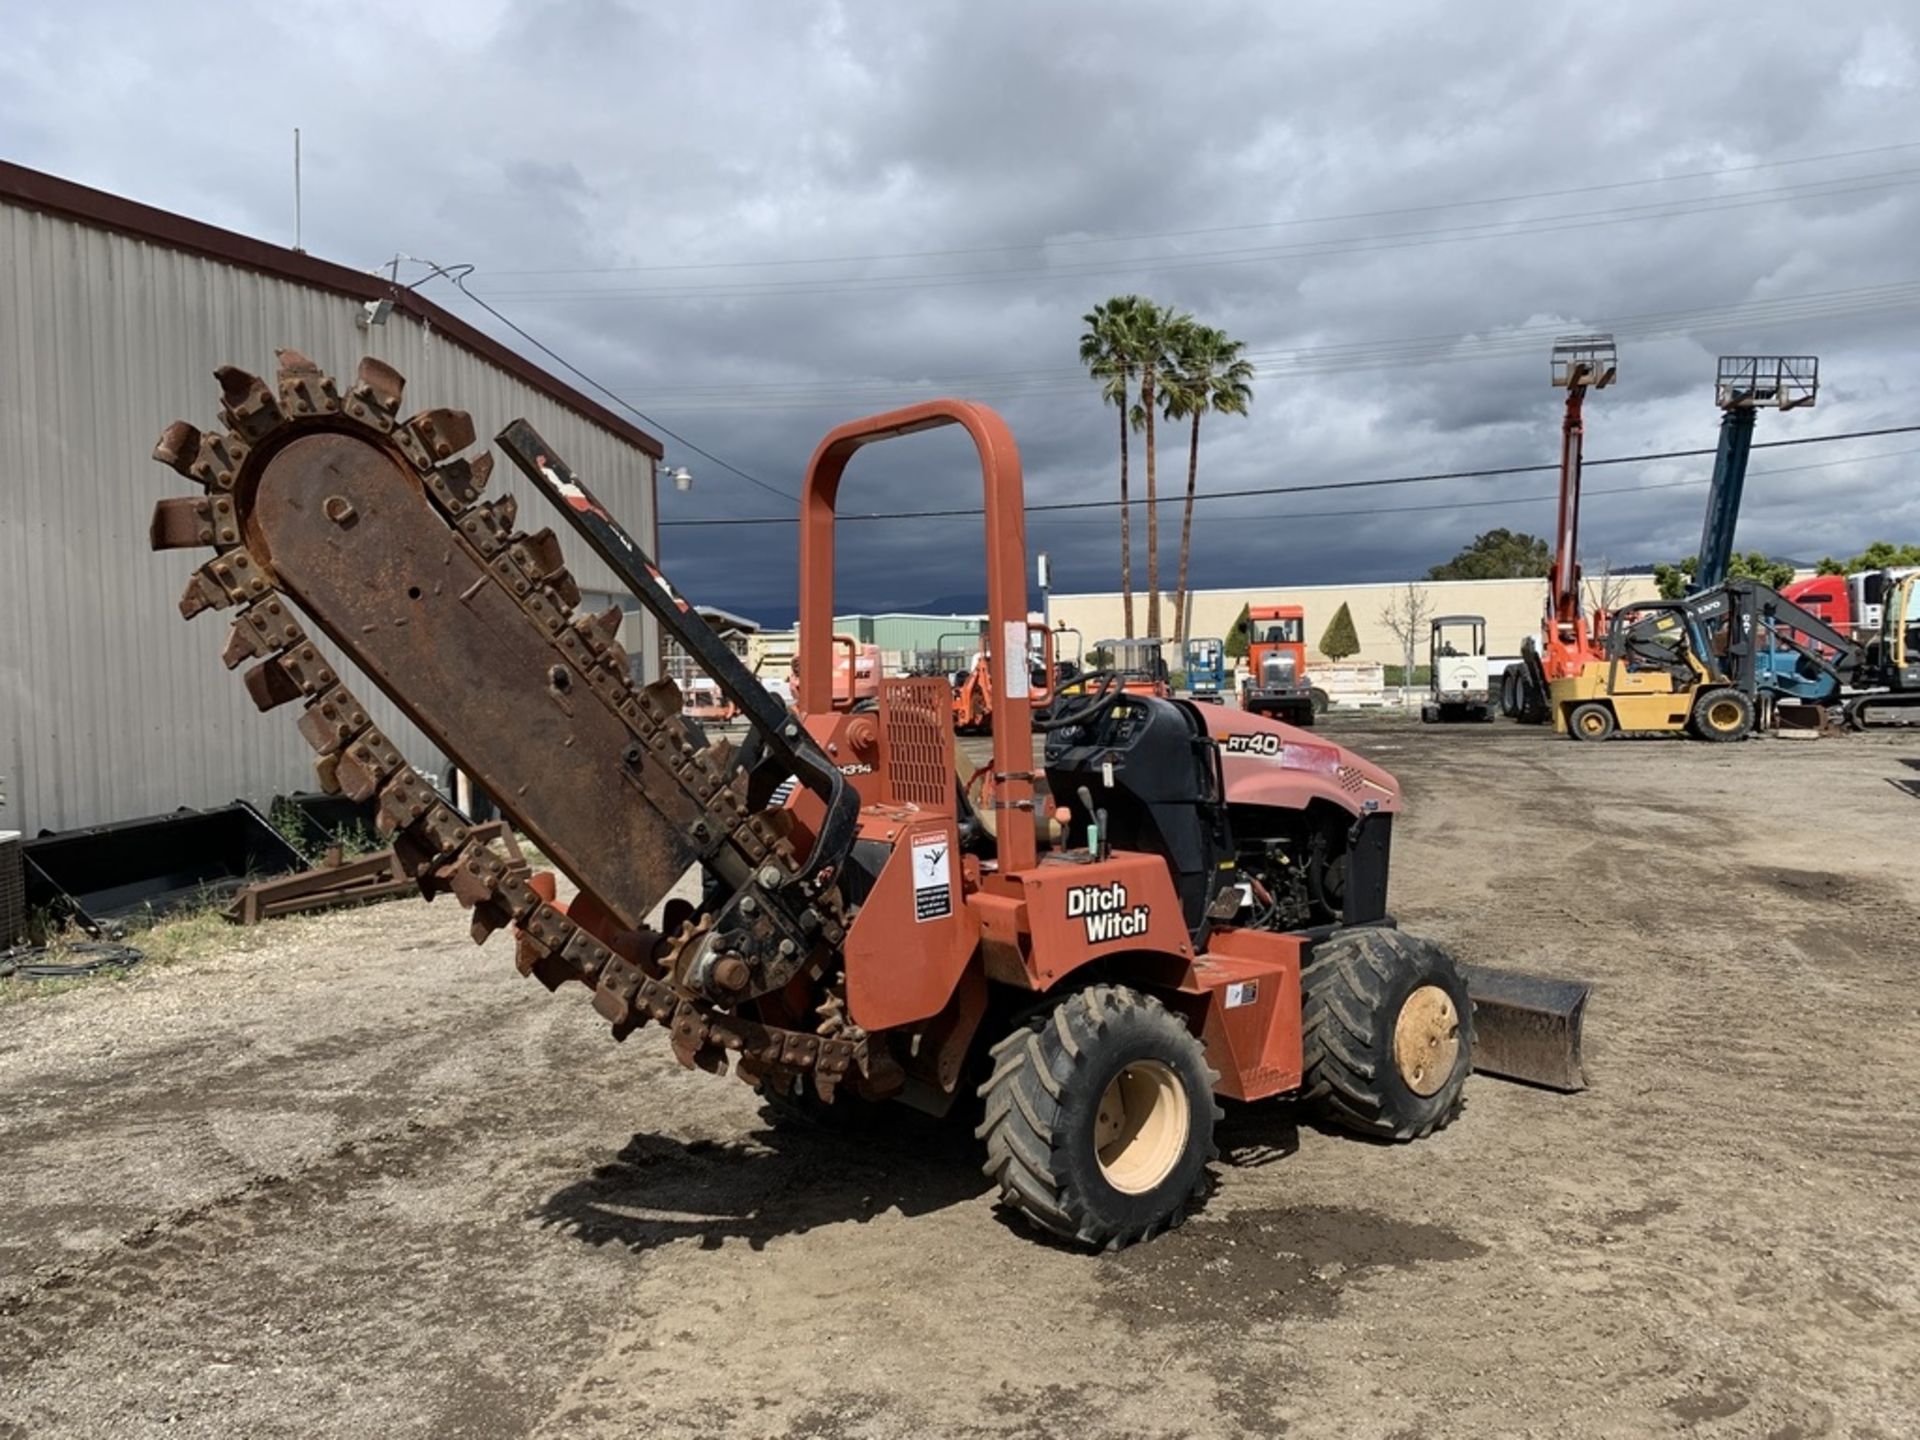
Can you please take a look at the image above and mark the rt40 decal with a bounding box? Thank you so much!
[1222,732,1283,757]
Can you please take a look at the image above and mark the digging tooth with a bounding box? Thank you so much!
[424,453,491,517]
[215,366,283,442]
[354,356,407,415]
[190,432,247,491]
[242,655,305,712]
[178,571,228,620]
[220,624,260,671]
[153,421,204,478]
[407,406,476,462]
[344,359,401,435]
[274,349,340,416]
[150,497,217,551]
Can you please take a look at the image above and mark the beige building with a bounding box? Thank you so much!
[1050,575,1675,667]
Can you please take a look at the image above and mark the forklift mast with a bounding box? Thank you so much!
[1689,356,1818,595]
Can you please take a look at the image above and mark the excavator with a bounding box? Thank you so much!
[148,352,1589,1249]
[1500,335,1616,723]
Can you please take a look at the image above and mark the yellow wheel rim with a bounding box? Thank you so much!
[1578,710,1608,736]
[1393,985,1461,1097]
[1094,1061,1189,1194]
[1708,699,1742,731]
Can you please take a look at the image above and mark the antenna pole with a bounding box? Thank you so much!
[292,128,304,253]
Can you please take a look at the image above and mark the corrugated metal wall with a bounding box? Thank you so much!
[0,202,659,835]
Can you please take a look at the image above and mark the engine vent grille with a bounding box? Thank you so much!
[0,833,24,948]
[1337,765,1367,796]
[880,679,954,810]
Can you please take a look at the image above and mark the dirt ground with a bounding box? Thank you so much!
[4,712,1920,1439]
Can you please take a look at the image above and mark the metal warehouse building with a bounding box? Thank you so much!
[0,162,664,835]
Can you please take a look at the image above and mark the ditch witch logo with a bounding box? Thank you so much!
[1066,882,1151,943]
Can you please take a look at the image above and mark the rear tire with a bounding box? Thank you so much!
[1568,702,1616,741]
[1420,704,1438,724]
[1301,928,1472,1141]
[1692,687,1753,743]
[1310,687,1330,716]
[977,985,1219,1250]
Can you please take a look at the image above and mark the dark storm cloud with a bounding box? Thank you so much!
[6,1,1918,621]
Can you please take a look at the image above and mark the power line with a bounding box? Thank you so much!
[437,272,797,502]
[468,279,1920,413]
[483,140,1920,277]
[656,426,1920,527]
[471,170,1920,302]
[595,281,1918,396]
[1176,446,1920,526]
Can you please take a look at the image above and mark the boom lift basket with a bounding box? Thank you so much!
[1716,355,1818,410]
[1550,334,1618,389]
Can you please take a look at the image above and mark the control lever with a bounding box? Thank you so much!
[1076,784,1109,861]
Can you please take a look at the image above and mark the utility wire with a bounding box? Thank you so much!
[436,272,797,501]
[483,139,1920,277]
[522,280,1920,411]
[656,425,1920,528]
[1173,446,1920,527]
[473,171,1920,302]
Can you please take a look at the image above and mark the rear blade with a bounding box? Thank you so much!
[1460,963,1590,1092]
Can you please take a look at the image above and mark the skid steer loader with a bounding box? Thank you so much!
[147,354,1587,1249]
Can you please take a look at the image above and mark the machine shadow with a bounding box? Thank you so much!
[532,1109,991,1254]
[1888,757,1920,798]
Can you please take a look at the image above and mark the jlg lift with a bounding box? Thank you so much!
[149,354,1588,1249]
[1501,334,1617,722]
[1689,356,1817,594]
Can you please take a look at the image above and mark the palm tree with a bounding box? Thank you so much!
[1161,323,1254,644]
[1126,302,1185,639]
[1079,297,1151,637]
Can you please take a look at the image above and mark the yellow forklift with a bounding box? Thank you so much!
[1549,598,1755,742]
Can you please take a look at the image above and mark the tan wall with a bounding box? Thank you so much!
[1049,576,1673,666]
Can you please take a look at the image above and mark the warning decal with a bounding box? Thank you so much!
[912,832,952,922]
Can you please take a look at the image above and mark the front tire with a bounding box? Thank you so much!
[1301,928,1472,1141]
[1568,701,1616,741]
[1692,687,1753,742]
[977,985,1219,1250]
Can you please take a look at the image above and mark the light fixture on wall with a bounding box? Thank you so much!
[666,465,693,493]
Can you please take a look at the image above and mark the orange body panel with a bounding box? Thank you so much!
[842,812,976,1032]
[1014,853,1192,985]
[1184,928,1305,1101]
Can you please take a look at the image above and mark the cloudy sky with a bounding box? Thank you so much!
[7,2,1918,623]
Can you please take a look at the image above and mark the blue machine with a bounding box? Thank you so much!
[1183,636,1228,703]
[1686,356,1834,702]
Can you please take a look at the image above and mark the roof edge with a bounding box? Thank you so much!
[0,160,664,460]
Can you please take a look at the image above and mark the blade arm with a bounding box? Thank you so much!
[495,420,860,895]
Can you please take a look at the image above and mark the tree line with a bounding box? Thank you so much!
[1080,296,1254,643]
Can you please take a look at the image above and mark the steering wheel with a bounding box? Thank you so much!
[1035,670,1126,731]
